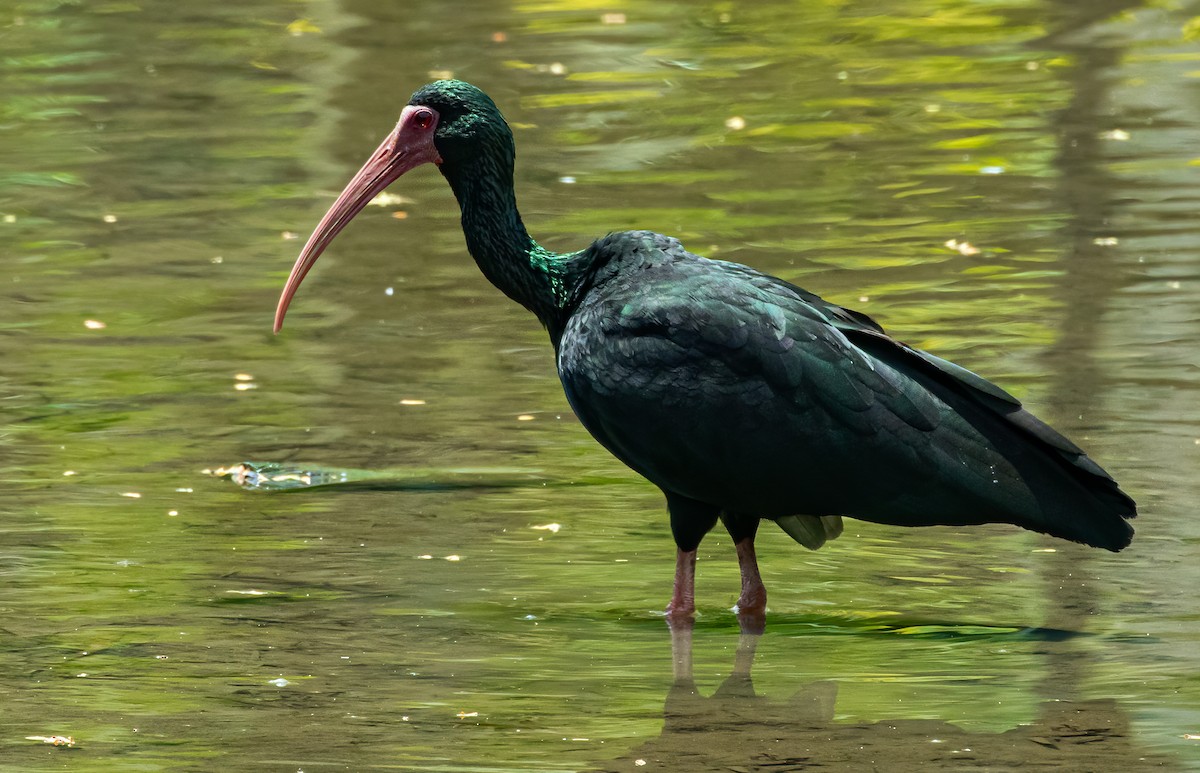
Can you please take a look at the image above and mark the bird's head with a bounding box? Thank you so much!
[274,80,511,333]
[410,80,514,174]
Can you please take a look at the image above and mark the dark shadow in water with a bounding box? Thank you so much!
[582,616,1177,772]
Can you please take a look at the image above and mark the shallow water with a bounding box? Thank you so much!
[2,0,1199,770]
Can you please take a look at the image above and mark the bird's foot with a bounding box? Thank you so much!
[664,599,696,629]
[734,607,766,636]
[665,608,695,633]
[733,580,767,613]
[733,588,766,615]
[732,584,767,635]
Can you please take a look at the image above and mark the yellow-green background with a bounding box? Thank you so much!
[1,0,1198,770]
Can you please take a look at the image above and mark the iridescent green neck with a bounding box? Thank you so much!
[440,156,585,332]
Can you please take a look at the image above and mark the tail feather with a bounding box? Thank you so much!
[848,330,1136,552]
[777,514,844,550]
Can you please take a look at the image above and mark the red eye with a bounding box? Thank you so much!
[412,109,434,130]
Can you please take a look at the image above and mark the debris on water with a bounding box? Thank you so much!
[444,555,462,562]
[84,319,106,330]
[601,12,626,24]
[944,238,981,256]
[979,166,1005,175]
[491,31,508,43]
[1093,236,1119,246]
[268,677,291,687]
[725,116,746,131]
[212,461,552,493]
[63,470,77,476]
[517,414,535,421]
[121,492,141,499]
[399,398,425,405]
[531,523,561,533]
[456,711,478,719]
[26,735,75,747]
[102,214,117,223]
[281,231,299,240]
[1101,129,1131,141]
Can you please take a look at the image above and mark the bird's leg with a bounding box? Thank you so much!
[666,548,698,618]
[721,513,766,624]
[665,494,719,619]
[734,538,767,614]
[733,538,767,635]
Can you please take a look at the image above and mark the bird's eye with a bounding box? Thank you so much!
[413,109,434,130]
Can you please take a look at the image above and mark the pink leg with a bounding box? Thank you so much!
[734,538,767,635]
[734,538,767,614]
[665,547,697,618]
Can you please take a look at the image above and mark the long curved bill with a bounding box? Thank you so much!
[274,105,441,333]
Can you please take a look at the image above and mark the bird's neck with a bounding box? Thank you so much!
[441,158,586,335]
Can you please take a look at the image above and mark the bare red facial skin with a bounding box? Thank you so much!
[274,105,442,333]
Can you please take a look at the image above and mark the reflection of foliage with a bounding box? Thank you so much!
[522,3,1075,346]
[1183,15,1200,40]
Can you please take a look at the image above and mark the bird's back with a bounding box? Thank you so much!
[556,231,1134,551]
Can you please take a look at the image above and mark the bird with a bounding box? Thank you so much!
[273,80,1135,620]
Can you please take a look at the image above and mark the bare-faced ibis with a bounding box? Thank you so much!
[274,81,1135,619]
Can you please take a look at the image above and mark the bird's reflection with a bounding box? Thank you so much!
[585,614,1175,772]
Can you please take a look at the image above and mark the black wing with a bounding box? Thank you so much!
[558,233,1134,550]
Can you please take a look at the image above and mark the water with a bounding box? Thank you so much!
[2,0,1199,770]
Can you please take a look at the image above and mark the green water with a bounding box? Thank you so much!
[2,0,1199,770]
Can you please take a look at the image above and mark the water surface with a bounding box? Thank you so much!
[2,0,1199,770]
